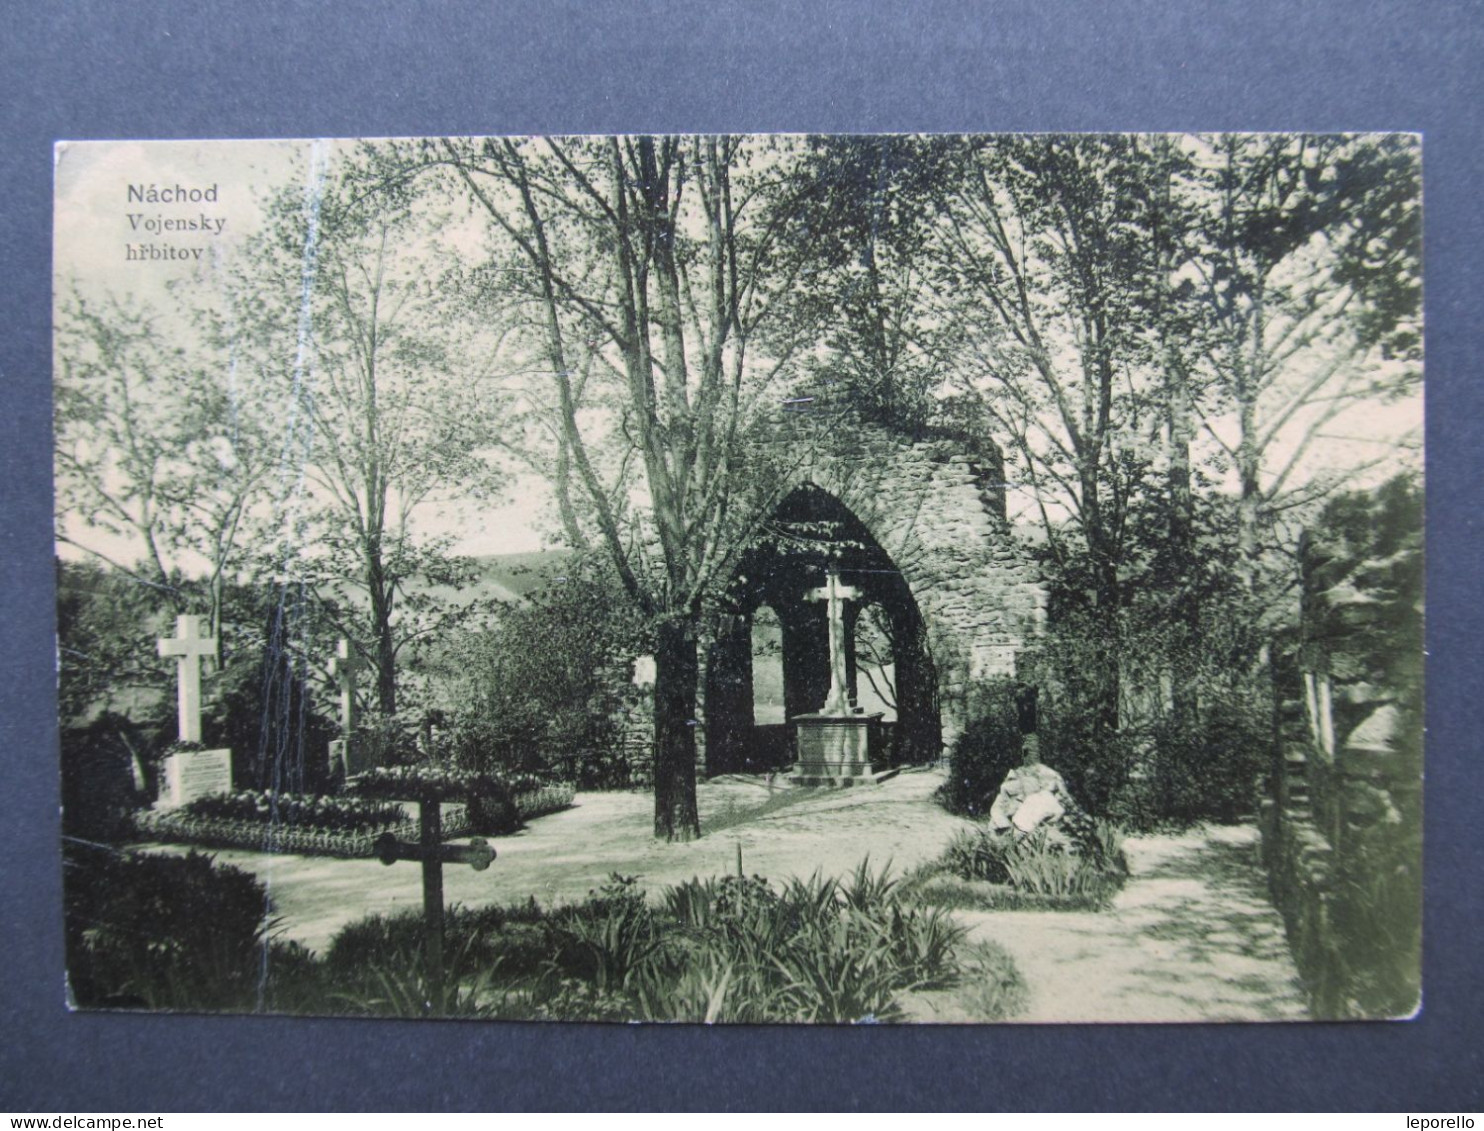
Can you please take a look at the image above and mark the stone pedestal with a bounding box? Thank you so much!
[790,712,894,786]
[329,737,376,779]
[156,747,233,809]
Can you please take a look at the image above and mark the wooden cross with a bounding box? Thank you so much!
[328,638,362,734]
[807,568,860,715]
[157,614,217,744]
[374,800,496,1009]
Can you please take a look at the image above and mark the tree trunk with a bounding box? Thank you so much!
[1081,464,1122,741]
[1167,348,1198,730]
[368,557,397,716]
[652,615,702,842]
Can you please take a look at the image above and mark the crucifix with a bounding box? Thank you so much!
[157,614,217,743]
[328,638,362,735]
[807,568,861,715]
[374,803,495,1011]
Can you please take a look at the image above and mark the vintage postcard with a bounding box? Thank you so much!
[53,134,1422,1023]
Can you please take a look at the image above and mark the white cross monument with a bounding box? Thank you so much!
[329,638,363,735]
[807,568,860,715]
[155,614,232,807]
[157,614,217,743]
[791,567,888,785]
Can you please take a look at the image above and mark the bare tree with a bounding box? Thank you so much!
[412,135,820,840]
[1181,134,1422,574]
[223,165,509,716]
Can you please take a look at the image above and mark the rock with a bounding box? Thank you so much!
[1345,704,1403,754]
[1012,789,1064,833]
[988,763,1078,836]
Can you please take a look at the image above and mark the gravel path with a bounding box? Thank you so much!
[142,769,1309,1021]
[933,825,1310,1022]
[147,768,969,955]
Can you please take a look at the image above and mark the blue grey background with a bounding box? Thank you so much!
[2,0,1480,1111]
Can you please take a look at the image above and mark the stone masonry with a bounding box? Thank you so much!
[711,419,1048,759]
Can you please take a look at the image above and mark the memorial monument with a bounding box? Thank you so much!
[789,568,890,785]
[154,614,233,807]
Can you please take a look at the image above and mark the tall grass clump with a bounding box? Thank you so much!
[295,862,988,1023]
[906,820,1128,911]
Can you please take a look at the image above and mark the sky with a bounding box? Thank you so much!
[52,135,1422,577]
[53,138,552,569]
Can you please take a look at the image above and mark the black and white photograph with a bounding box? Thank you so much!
[53,133,1422,1025]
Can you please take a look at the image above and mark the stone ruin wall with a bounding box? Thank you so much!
[753,422,1048,753]
[1261,483,1422,1017]
[622,422,1049,774]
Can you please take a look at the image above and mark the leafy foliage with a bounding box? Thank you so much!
[426,562,648,788]
[1028,491,1275,827]
[64,843,279,1011]
[937,678,1026,817]
[267,863,988,1023]
[55,560,172,727]
[914,821,1129,911]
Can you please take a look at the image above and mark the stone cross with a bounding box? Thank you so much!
[807,568,860,715]
[328,638,362,734]
[157,614,217,744]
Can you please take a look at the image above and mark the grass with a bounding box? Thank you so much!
[952,940,1030,1019]
[901,821,1129,913]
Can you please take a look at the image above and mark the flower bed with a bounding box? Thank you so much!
[351,766,573,816]
[512,782,576,821]
[349,765,549,803]
[134,800,473,859]
[133,777,574,858]
[183,790,408,834]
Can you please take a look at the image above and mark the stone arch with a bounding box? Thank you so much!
[704,481,941,772]
[700,421,1047,771]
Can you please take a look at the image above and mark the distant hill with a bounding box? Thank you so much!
[470,550,574,600]
[414,550,575,606]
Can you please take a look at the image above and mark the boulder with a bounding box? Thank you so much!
[988,763,1078,836]
[1011,789,1064,834]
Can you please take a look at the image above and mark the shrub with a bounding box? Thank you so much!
[940,827,1013,884]
[1038,703,1142,820]
[348,715,422,771]
[938,678,1025,817]
[424,563,649,790]
[1000,831,1107,898]
[1327,813,1422,1019]
[1146,699,1268,825]
[65,843,276,1011]
[60,711,161,841]
[207,625,337,795]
